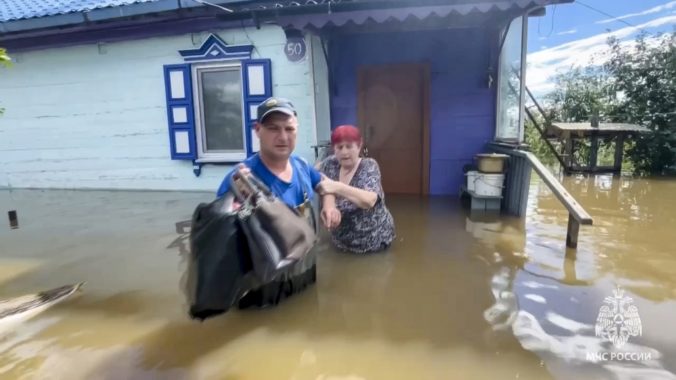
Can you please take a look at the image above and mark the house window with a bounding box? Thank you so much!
[496,16,526,142]
[193,62,246,161]
[162,34,272,166]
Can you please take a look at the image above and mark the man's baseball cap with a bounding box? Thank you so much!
[257,97,297,123]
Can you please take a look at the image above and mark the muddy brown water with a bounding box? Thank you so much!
[0,174,674,379]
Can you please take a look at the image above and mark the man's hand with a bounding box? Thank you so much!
[232,164,253,198]
[233,163,251,180]
[321,206,341,230]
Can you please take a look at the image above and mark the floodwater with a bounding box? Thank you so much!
[0,175,674,380]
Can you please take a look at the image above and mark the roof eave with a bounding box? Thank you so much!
[0,0,574,48]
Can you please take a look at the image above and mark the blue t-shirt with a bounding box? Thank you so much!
[216,154,322,208]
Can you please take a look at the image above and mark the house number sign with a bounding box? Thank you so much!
[285,37,307,63]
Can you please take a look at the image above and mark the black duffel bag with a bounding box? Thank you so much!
[184,194,258,320]
[184,180,319,320]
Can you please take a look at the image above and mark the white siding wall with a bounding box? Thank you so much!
[0,25,320,191]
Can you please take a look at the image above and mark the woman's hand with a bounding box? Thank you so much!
[317,175,341,195]
[321,206,342,230]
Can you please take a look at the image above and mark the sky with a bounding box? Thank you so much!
[526,0,676,96]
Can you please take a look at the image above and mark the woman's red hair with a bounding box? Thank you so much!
[331,125,362,145]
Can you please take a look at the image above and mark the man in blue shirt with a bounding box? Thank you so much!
[216,97,340,309]
[216,97,340,229]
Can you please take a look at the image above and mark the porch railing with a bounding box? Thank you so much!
[523,86,568,169]
[490,142,593,249]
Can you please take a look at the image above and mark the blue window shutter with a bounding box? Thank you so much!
[242,59,272,156]
[163,64,196,160]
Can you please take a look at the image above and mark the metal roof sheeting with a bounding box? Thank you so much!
[0,0,164,22]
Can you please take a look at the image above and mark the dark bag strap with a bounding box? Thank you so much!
[228,162,314,222]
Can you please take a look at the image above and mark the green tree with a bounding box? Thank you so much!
[0,47,10,116]
[524,66,617,169]
[605,32,676,174]
[0,47,10,68]
[527,32,675,174]
[545,65,618,122]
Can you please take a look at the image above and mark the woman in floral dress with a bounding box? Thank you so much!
[317,125,395,253]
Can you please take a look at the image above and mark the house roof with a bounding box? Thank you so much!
[0,0,570,23]
[0,0,573,40]
[0,0,160,22]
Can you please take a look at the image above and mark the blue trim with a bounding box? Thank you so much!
[244,100,261,156]
[179,34,254,62]
[242,59,272,157]
[163,63,197,160]
[242,59,273,100]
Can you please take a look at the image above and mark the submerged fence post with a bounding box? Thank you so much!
[8,210,18,229]
[566,214,580,248]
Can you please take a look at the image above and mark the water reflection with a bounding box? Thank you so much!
[473,174,676,380]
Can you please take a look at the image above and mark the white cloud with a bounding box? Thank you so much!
[596,0,676,24]
[556,28,578,36]
[526,14,676,96]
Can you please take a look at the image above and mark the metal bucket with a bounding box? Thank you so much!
[475,153,509,173]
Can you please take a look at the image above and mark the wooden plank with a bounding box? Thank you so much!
[566,214,580,248]
[551,122,649,133]
[528,151,593,225]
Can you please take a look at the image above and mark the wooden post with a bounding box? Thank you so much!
[566,214,580,248]
[564,133,573,172]
[564,247,578,283]
[8,210,18,229]
[614,134,625,173]
[589,133,599,171]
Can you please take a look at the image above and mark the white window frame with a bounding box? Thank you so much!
[495,15,528,143]
[191,61,247,163]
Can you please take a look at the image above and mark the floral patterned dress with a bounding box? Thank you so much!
[320,156,395,253]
